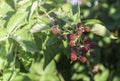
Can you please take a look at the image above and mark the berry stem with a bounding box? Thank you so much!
[86,60,94,79]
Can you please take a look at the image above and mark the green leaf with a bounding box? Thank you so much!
[12,73,31,81]
[61,40,70,58]
[0,41,8,69]
[5,0,16,10]
[94,64,109,81]
[28,1,38,20]
[7,11,28,33]
[54,12,71,24]
[12,24,37,52]
[90,24,118,39]
[44,42,60,69]
[46,34,60,46]
[18,50,33,71]
[30,59,60,81]
[30,23,49,33]
[0,27,8,41]
[83,19,103,25]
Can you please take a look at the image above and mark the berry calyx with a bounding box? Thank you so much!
[69,34,77,41]
[79,56,87,63]
[84,26,90,32]
[69,40,75,47]
[70,52,78,61]
[51,27,60,34]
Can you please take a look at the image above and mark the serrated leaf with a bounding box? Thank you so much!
[90,24,118,39]
[13,24,37,52]
[7,11,28,33]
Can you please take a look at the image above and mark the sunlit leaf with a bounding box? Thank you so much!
[83,19,103,25]
[12,24,37,52]
[90,24,118,39]
[28,1,38,20]
[0,27,8,41]
[7,11,28,33]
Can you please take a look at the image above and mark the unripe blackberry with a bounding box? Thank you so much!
[69,40,75,47]
[90,50,96,57]
[77,22,82,28]
[70,52,77,61]
[59,35,66,40]
[79,56,87,63]
[80,46,89,54]
[76,28,83,35]
[51,27,60,34]
[69,34,77,41]
[84,26,90,32]
[67,34,71,38]
[53,19,59,25]
[71,47,77,53]
[83,36,91,44]
[90,42,97,49]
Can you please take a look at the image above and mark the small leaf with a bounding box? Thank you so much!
[90,24,118,39]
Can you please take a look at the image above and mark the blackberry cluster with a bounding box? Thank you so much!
[50,20,97,63]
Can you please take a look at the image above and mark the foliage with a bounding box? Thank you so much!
[0,0,119,81]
